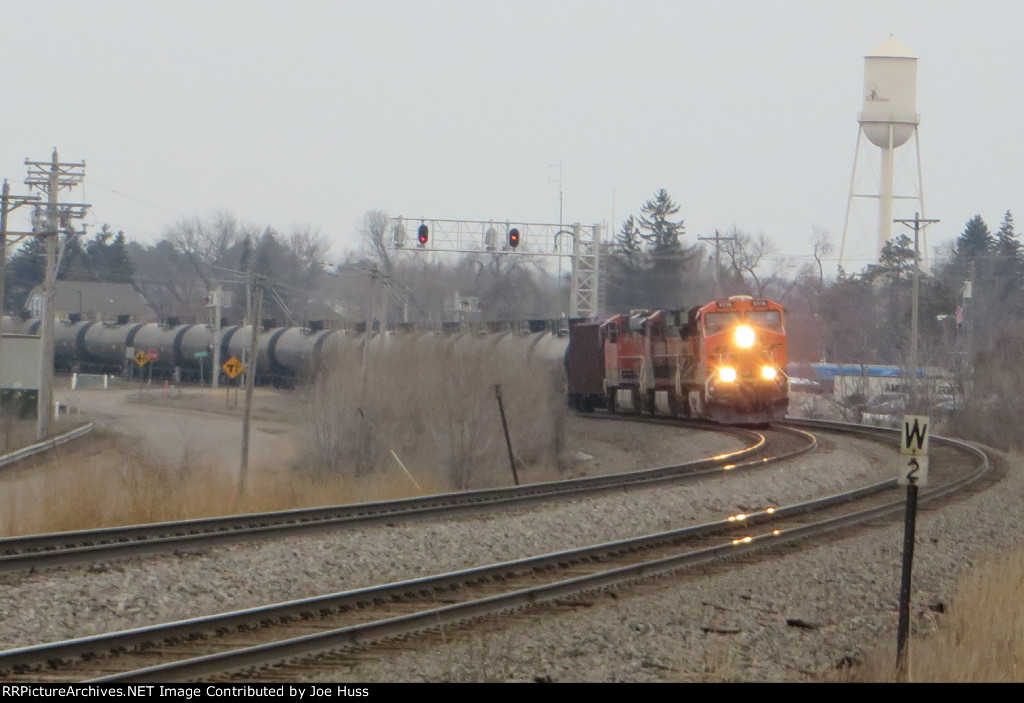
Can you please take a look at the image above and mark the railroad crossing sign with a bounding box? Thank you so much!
[134,350,150,367]
[898,414,930,486]
[222,356,245,379]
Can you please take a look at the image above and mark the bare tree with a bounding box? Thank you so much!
[721,228,774,296]
[811,227,833,290]
[165,212,243,290]
[358,210,394,276]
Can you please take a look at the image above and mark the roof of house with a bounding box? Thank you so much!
[27,281,155,320]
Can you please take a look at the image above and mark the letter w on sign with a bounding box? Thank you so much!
[899,415,930,486]
[900,415,930,456]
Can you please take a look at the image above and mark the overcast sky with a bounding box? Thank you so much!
[2,1,1020,273]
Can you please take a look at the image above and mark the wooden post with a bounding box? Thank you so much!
[494,384,520,486]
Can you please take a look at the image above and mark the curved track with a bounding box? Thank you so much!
[0,421,991,682]
[0,419,811,573]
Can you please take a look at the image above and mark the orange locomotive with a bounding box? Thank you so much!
[566,295,789,425]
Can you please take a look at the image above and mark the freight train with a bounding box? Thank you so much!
[5,294,789,425]
[565,295,789,424]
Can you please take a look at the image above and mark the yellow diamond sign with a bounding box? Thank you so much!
[134,350,150,367]
[222,357,245,379]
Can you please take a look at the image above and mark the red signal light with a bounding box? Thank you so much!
[508,227,521,248]
[417,224,429,246]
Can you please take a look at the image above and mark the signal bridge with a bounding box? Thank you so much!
[389,216,604,320]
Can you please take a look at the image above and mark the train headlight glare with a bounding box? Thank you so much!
[761,365,778,380]
[718,366,737,383]
[734,325,756,348]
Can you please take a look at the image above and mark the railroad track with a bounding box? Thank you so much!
[0,421,990,682]
[0,418,811,573]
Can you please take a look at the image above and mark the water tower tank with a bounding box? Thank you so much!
[861,36,919,148]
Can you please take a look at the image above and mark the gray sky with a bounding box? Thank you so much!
[2,0,1020,273]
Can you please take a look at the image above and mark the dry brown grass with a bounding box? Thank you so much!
[302,333,566,491]
[0,412,85,454]
[842,553,1024,682]
[0,428,433,537]
[0,334,566,536]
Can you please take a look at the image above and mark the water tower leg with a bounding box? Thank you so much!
[878,125,896,257]
[840,128,864,271]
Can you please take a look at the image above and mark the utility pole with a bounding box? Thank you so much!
[0,180,40,387]
[238,274,264,496]
[357,266,380,474]
[210,286,223,390]
[24,149,88,440]
[698,229,736,300]
[895,213,939,411]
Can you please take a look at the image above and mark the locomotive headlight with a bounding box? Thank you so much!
[718,366,738,383]
[734,325,756,349]
[760,365,778,380]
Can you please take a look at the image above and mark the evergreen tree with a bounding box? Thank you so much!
[602,190,702,311]
[107,231,135,284]
[4,237,47,312]
[993,211,1023,296]
[57,233,89,281]
[638,189,696,307]
[863,233,916,285]
[605,215,650,311]
[638,189,685,254]
[84,226,115,280]
[613,215,644,260]
[955,215,993,263]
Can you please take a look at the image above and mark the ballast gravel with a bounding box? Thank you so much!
[0,419,1020,682]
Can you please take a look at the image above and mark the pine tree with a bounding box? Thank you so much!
[864,233,915,284]
[4,237,47,312]
[614,215,644,259]
[955,215,993,262]
[638,189,685,255]
[605,216,649,311]
[107,231,135,284]
[992,210,1024,306]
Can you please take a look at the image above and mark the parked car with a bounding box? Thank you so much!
[861,393,908,427]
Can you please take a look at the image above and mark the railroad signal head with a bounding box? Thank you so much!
[417,223,429,246]
[508,227,521,249]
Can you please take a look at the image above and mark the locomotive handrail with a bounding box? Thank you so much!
[612,354,645,368]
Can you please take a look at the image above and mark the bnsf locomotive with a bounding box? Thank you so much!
[566,295,789,425]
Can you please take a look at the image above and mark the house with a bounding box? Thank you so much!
[24,281,156,323]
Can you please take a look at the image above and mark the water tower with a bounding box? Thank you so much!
[840,36,926,269]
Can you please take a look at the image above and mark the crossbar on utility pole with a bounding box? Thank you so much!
[698,229,736,300]
[895,213,939,411]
